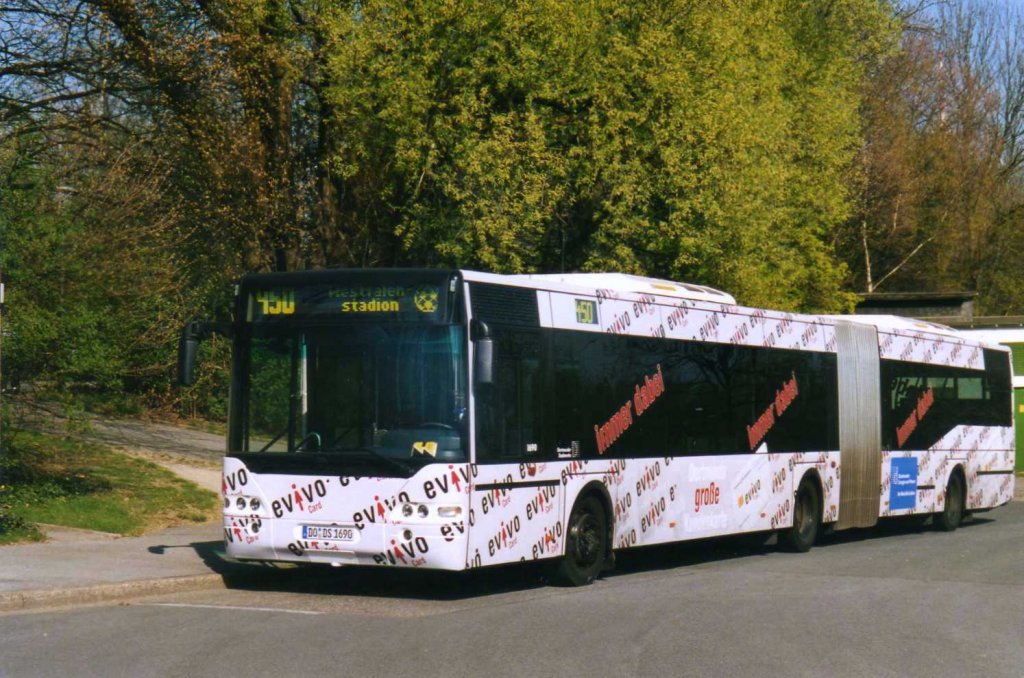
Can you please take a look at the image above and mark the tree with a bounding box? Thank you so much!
[0,135,174,386]
[843,0,1024,315]
[0,0,898,411]
[320,0,894,310]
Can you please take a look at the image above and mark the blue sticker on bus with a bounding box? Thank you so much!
[890,457,918,510]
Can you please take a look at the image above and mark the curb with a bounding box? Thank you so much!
[0,574,227,614]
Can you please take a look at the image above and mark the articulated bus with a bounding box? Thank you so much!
[178,269,1015,585]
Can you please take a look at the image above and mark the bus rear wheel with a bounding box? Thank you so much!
[554,495,607,586]
[935,472,965,532]
[779,478,821,553]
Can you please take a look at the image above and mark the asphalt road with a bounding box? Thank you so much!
[3,502,1023,678]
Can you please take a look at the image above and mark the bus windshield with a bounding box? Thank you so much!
[241,324,467,469]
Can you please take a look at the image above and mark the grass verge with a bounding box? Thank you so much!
[0,428,219,545]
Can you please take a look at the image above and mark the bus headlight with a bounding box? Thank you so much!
[225,494,266,516]
[395,503,463,520]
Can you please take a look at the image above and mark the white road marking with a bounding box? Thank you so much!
[141,603,322,616]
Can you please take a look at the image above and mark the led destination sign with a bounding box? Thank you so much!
[243,272,455,324]
[329,285,439,314]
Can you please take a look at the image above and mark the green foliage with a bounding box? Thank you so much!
[321,0,893,311]
[0,511,42,544]
[0,0,905,415]
[0,428,218,543]
[0,409,44,542]
[176,336,232,422]
[0,137,232,417]
[0,157,111,388]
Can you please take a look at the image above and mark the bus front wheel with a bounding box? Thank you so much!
[554,495,607,586]
[779,478,821,553]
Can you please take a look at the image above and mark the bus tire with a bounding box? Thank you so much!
[935,471,965,532]
[779,477,821,553]
[554,495,607,586]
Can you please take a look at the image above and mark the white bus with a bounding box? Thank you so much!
[179,269,1015,585]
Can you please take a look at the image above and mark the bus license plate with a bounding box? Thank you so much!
[302,525,357,542]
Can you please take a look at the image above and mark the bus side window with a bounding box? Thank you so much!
[552,331,595,455]
[880,349,1012,450]
[475,328,547,462]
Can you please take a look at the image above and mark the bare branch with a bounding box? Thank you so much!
[873,235,936,292]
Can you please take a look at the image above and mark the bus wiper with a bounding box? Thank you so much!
[325,447,414,475]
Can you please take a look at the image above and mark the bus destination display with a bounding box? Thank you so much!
[247,281,447,322]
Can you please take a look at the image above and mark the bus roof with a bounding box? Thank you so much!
[957,327,1024,346]
[460,271,1002,353]
[823,314,963,337]
[463,271,736,305]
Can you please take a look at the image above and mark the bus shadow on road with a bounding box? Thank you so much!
[193,514,998,601]
[598,513,998,580]
[215,558,552,601]
[196,534,776,601]
[184,538,552,600]
[815,512,997,547]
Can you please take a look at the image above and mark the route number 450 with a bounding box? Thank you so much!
[255,290,296,315]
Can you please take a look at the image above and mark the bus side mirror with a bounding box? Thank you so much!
[177,320,231,387]
[177,321,204,387]
[471,319,494,386]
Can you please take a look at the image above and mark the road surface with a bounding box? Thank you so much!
[3,503,1022,677]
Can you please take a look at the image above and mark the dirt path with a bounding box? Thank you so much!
[6,398,223,494]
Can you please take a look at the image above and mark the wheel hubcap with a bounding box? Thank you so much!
[570,512,599,566]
